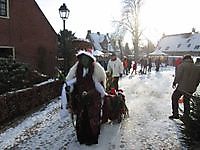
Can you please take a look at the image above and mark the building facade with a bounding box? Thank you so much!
[0,0,58,76]
[156,30,200,56]
[86,30,114,52]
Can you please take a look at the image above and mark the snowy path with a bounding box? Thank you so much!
[116,68,183,149]
[0,67,187,149]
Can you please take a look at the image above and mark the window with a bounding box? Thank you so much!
[0,0,8,17]
[194,45,200,49]
[165,46,169,50]
[187,39,191,43]
[0,47,13,58]
[177,44,181,48]
[187,44,191,48]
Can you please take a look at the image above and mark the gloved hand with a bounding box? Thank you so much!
[172,82,176,89]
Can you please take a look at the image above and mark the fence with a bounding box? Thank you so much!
[0,80,62,125]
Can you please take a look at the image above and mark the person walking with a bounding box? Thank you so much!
[123,57,129,75]
[107,53,123,91]
[169,55,200,119]
[131,60,137,75]
[65,49,106,145]
[147,57,152,72]
[155,58,161,72]
[143,57,148,74]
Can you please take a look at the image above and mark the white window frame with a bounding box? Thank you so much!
[0,0,9,19]
[0,46,15,59]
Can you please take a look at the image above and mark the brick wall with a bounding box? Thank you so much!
[0,80,62,125]
[0,0,58,76]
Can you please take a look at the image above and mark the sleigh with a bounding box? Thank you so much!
[102,88,129,123]
[102,72,129,123]
[178,90,200,124]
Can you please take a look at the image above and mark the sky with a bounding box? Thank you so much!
[35,0,200,45]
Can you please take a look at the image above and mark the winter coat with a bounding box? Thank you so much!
[175,58,182,67]
[174,59,200,93]
[66,61,103,144]
[66,61,106,88]
[123,59,128,69]
[132,62,137,70]
[107,58,123,77]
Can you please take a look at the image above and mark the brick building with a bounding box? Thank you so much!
[0,0,58,76]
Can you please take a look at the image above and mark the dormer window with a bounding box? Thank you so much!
[0,0,8,17]
[187,44,191,47]
[165,46,169,50]
[187,39,191,43]
[177,44,181,48]
[194,45,200,49]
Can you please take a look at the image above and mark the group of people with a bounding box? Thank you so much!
[169,55,200,120]
[62,42,200,145]
[122,56,163,76]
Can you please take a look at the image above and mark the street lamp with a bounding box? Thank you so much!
[59,3,70,74]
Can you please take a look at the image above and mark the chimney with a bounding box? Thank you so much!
[87,30,91,34]
[192,27,196,33]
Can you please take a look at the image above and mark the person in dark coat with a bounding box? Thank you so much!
[147,57,152,72]
[155,58,161,72]
[169,55,200,119]
[66,50,106,145]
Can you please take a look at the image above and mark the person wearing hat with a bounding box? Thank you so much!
[107,53,123,91]
[169,54,200,119]
[65,49,106,145]
[123,56,129,75]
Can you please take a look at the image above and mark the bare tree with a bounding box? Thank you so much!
[115,0,143,60]
[111,25,127,59]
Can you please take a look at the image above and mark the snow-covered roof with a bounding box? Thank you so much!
[92,50,104,56]
[149,49,167,56]
[87,32,115,52]
[89,33,104,51]
[156,32,200,52]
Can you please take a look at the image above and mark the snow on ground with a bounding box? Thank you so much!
[0,66,190,149]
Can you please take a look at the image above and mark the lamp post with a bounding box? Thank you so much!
[59,3,70,74]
